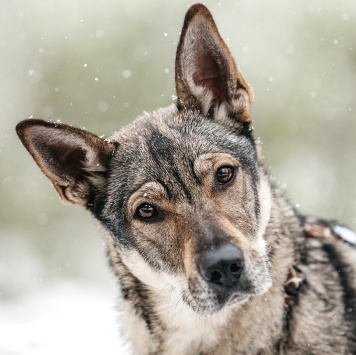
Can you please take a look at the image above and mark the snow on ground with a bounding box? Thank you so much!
[0,280,130,355]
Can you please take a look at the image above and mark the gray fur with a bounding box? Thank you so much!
[16,4,356,355]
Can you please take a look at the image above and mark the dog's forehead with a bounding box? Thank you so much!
[108,106,256,199]
[113,106,252,156]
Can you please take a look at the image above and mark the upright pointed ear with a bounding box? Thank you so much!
[16,119,116,207]
[175,4,253,124]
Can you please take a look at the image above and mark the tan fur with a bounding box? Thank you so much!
[16,4,356,354]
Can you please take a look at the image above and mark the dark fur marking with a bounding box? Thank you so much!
[144,128,193,200]
[276,307,293,352]
[156,178,172,199]
[145,125,175,163]
[112,255,160,337]
[131,281,158,336]
[322,243,356,349]
[299,243,309,266]
[252,178,260,222]
[171,170,193,201]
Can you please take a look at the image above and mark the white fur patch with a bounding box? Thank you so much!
[257,172,272,248]
[119,249,170,291]
[333,225,356,245]
[119,249,231,354]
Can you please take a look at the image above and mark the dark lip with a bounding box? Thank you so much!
[185,289,251,316]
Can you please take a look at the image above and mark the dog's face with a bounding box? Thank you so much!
[99,109,272,315]
[16,4,272,316]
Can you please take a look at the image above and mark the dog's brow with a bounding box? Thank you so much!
[134,181,168,198]
[190,159,202,185]
[194,153,237,179]
[156,178,171,198]
[128,181,168,207]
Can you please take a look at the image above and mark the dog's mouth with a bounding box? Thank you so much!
[182,243,272,316]
[226,292,250,306]
[181,271,272,316]
[185,284,272,316]
[181,286,253,316]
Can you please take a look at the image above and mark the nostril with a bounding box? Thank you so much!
[229,262,241,274]
[210,270,223,282]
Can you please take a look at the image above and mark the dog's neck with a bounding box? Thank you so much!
[118,274,234,354]
[115,267,287,355]
[106,236,230,354]
[145,284,231,355]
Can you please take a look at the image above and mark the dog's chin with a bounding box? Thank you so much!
[183,292,251,317]
[226,293,250,308]
[184,279,272,317]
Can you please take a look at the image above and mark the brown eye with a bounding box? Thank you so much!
[136,203,157,220]
[216,166,234,184]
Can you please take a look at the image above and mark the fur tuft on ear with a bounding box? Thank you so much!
[16,119,116,207]
[175,4,253,124]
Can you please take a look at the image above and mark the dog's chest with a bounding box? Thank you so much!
[160,314,223,355]
[154,290,229,354]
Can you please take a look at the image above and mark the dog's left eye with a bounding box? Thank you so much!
[135,203,158,220]
[216,166,234,184]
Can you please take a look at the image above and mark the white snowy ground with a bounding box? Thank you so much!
[0,281,130,355]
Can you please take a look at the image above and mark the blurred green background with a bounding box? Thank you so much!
[0,0,355,320]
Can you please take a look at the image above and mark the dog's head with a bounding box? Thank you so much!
[16,4,272,316]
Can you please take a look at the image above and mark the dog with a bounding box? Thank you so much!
[16,4,356,354]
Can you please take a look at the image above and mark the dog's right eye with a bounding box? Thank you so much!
[135,203,158,220]
[216,166,234,185]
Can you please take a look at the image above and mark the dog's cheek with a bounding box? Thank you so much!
[242,250,272,295]
[119,248,179,291]
[129,220,186,274]
[182,240,222,315]
[185,274,222,315]
[223,172,261,239]
[256,172,272,240]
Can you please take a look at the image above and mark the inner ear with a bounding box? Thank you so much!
[16,119,116,207]
[38,140,87,183]
[193,53,227,106]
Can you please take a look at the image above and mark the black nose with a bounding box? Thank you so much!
[198,242,244,288]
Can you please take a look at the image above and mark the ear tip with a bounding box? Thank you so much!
[16,119,33,140]
[16,118,61,138]
[16,119,29,134]
[185,3,213,22]
[16,118,46,133]
[16,119,54,148]
[187,3,209,12]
